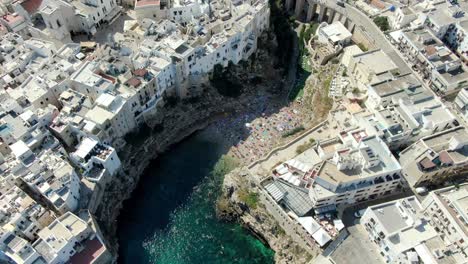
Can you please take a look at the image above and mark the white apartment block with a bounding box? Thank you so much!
[0,105,57,152]
[0,228,45,264]
[455,87,468,123]
[23,150,81,213]
[424,0,468,40]
[10,0,121,43]
[347,49,399,89]
[396,28,468,94]
[31,211,111,264]
[360,73,457,149]
[0,36,57,88]
[0,186,54,242]
[134,0,207,22]
[389,6,417,30]
[85,93,137,141]
[361,196,441,263]
[70,137,121,182]
[362,184,468,263]
[399,126,468,188]
[420,184,468,263]
[50,89,94,147]
[308,131,402,213]
[446,20,468,63]
[2,138,80,214]
[317,21,352,47]
[32,212,91,263]
[70,61,116,103]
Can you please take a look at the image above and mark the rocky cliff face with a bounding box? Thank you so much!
[217,168,313,264]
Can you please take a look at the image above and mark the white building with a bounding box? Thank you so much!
[32,212,91,264]
[0,13,28,35]
[455,87,468,123]
[361,74,457,149]
[361,196,440,263]
[347,49,399,88]
[446,20,468,63]
[317,21,352,47]
[389,6,417,30]
[397,29,468,94]
[12,0,121,43]
[0,229,45,264]
[0,185,54,241]
[424,1,467,40]
[22,150,81,214]
[308,131,402,213]
[362,184,468,263]
[70,61,116,102]
[420,184,468,264]
[85,93,136,142]
[70,137,121,182]
[399,126,468,188]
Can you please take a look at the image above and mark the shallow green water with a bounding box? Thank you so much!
[117,132,274,263]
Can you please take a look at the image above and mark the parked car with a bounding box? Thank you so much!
[415,187,428,194]
[354,209,366,218]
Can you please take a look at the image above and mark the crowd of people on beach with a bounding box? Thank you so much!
[231,109,301,163]
[209,94,305,164]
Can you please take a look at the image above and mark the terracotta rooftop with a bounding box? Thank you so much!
[127,77,141,88]
[425,45,437,56]
[420,157,436,170]
[96,72,116,84]
[20,0,43,14]
[439,151,454,165]
[70,238,106,264]
[134,68,148,77]
[370,0,386,9]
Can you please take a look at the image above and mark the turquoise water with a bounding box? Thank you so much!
[117,132,274,263]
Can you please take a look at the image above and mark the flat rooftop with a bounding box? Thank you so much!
[368,196,421,234]
[320,21,352,43]
[352,49,398,75]
[423,126,468,152]
[316,136,400,184]
[371,74,421,98]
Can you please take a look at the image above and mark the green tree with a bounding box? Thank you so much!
[373,16,390,31]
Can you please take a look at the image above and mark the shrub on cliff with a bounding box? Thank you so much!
[238,188,259,209]
[296,138,315,154]
[281,125,305,138]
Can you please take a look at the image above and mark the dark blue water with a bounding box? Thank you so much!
[117,132,274,263]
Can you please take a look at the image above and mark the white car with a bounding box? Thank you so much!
[354,209,366,218]
[415,187,428,194]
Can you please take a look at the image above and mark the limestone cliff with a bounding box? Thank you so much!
[217,168,313,264]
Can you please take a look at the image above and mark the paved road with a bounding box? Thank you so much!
[312,0,410,72]
[340,189,413,227]
[329,224,384,264]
